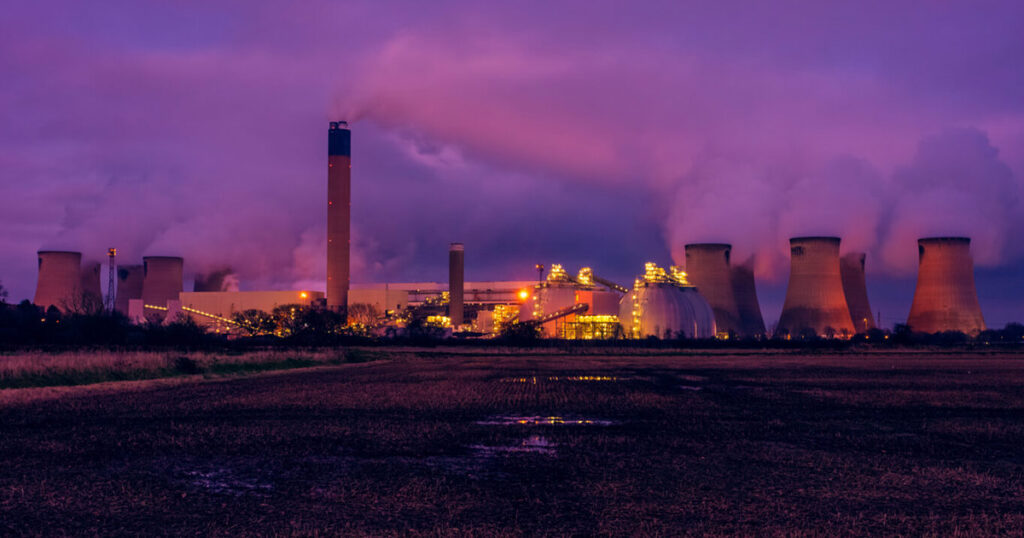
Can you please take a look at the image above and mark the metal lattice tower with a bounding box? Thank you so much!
[105,248,117,312]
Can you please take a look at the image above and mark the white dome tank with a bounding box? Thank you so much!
[619,263,717,339]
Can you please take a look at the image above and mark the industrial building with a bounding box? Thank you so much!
[907,237,986,335]
[620,263,716,339]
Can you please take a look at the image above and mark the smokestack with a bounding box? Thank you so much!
[449,243,464,328]
[115,265,144,315]
[327,120,351,317]
[840,252,876,333]
[907,237,986,335]
[777,237,855,337]
[34,251,82,311]
[142,256,183,310]
[730,257,767,338]
[684,243,741,336]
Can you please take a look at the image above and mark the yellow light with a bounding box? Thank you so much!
[300,291,309,299]
[518,289,530,301]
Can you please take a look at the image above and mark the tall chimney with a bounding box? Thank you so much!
[449,243,465,328]
[684,243,741,336]
[907,237,985,335]
[327,121,351,317]
[34,251,82,311]
[777,237,855,337]
[840,252,876,333]
[142,256,183,310]
[730,256,767,338]
[115,265,144,315]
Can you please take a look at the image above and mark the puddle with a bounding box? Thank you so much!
[476,415,617,426]
[469,435,556,456]
[181,468,273,497]
[499,375,621,383]
[678,375,709,382]
[679,385,703,391]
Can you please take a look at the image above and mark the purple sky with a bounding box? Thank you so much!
[2,1,1024,328]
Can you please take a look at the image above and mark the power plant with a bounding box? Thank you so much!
[840,252,876,333]
[327,121,351,316]
[907,237,986,335]
[776,237,855,338]
[26,122,995,340]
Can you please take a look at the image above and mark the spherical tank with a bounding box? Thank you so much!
[619,282,716,339]
[519,282,577,321]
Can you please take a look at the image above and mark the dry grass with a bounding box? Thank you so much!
[1,350,1023,535]
[0,348,390,389]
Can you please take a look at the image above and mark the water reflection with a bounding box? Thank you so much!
[476,415,617,426]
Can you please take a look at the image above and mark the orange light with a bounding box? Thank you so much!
[518,289,530,301]
[300,291,309,299]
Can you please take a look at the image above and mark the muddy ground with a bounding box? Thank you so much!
[1,350,1023,536]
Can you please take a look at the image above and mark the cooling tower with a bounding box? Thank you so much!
[33,251,82,311]
[448,243,464,328]
[730,257,767,338]
[684,243,741,336]
[80,262,103,304]
[142,256,183,310]
[776,237,855,337]
[840,252,876,333]
[115,265,144,315]
[907,237,986,335]
[193,267,234,292]
[327,121,351,316]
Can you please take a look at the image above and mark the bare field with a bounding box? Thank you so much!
[1,350,1023,536]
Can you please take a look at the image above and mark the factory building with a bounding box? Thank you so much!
[327,121,351,315]
[776,237,855,338]
[840,252,876,333]
[619,263,716,339]
[33,251,82,312]
[907,237,986,335]
[730,257,767,338]
[518,265,623,338]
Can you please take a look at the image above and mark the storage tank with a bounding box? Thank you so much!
[142,256,184,311]
[34,250,82,311]
[619,263,716,339]
[115,265,144,315]
[776,237,855,338]
[907,237,985,335]
[730,257,767,338]
[840,252,876,333]
[684,243,741,336]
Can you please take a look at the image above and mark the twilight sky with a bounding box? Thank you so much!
[2,1,1024,328]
